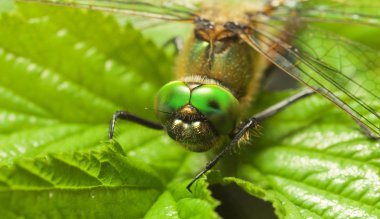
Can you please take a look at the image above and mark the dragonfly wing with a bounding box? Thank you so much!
[15,0,198,21]
[239,22,380,137]
[270,0,380,27]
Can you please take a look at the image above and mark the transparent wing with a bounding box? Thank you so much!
[15,0,380,137]
[270,0,380,27]
[15,0,198,21]
[240,18,380,136]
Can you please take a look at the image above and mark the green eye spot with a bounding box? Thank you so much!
[155,81,190,122]
[208,100,220,109]
[191,85,240,135]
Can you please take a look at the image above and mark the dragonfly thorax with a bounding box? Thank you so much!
[155,81,240,152]
[176,19,265,110]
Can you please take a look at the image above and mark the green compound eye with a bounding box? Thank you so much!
[155,81,190,122]
[191,85,240,135]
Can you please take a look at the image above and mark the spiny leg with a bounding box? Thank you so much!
[186,88,316,192]
[109,110,163,139]
[186,117,258,192]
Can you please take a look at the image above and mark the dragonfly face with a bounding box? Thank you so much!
[155,81,239,152]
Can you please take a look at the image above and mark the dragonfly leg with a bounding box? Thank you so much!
[186,118,258,192]
[186,88,315,192]
[108,111,163,139]
[163,36,183,54]
[254,88,315,122]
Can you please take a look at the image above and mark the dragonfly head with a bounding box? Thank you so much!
[155,81,240,152]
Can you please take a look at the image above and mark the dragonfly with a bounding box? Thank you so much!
[16,0,380,191]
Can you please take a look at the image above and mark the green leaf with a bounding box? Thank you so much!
[2,1,380,219]
[0,3,219,218]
